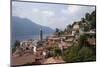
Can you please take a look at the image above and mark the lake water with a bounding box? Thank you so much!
[11,34,52,46]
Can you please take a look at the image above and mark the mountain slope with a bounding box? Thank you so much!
[12,16,54,36]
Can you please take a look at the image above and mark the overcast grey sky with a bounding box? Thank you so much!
[12,1,95,30]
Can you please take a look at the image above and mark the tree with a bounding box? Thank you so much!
[63,45,79,63]
[64,28,67,32]
[81,18,85,23]
[72,22,78,27]
[53,48,62,57]
[78,46,94,61]
[67,24,72,30]
[14,40,20,48]
[79,34,88,49]
[66,24,72,34]
[84,10,96,30]
[90,10,96,29]
[62,38,95,62]
[55,28,59,33]
[85,13,90,21]
[55,28,60,37]
[62,10,96,63]
[12,40,20,53]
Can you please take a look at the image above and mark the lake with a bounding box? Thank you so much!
[11,34,52,46]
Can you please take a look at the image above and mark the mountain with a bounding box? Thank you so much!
[12,16,54,36]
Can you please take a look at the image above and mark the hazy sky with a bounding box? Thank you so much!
[12,1,95,30]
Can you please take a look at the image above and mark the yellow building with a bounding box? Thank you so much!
[73,24,80,30]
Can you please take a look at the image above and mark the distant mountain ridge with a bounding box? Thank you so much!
[12,16,54,36]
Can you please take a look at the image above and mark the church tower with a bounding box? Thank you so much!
[40,28,43,41]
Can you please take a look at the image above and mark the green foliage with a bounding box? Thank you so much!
[85,13,90,21]
[71,10,96,32]
[72,22,77,27]
[55,28,60,37]
[63,45,79,62]
[78,47,93,61]
[12,40,20,53]
[12,47,16,53]
[63,45,96,62]
[84,10,96,30]
[62,34,96,62]
[61,9,96,63]
[14,40,20,48]
[53,48,62,57]
[81,18,85,23]
[55,28,59,33]
[67,24,72,29]
[79,34,88,48]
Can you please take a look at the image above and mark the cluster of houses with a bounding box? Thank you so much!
[12,23,96,65]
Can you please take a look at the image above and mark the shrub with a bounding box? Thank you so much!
[53,48,62,57]
[12,40,20,53]
[78,46,94,61]
[62,39,96,62]
[63,45,79,62]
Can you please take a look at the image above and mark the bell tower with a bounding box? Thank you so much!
[40,28,43,41]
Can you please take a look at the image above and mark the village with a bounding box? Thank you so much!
[11,19,96,66]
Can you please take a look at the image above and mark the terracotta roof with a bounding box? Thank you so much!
[43,57,64,64]
[37,47,44,51]
[11,54,35,66]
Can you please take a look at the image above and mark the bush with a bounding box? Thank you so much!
[78,46,93,61]
[53,48,62,57]
[62,41,96,62]
[63,45,79,62]
[12,47,16,53]
[14,40,20,48]
[79,34,88,49]
[12,40,20,53]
